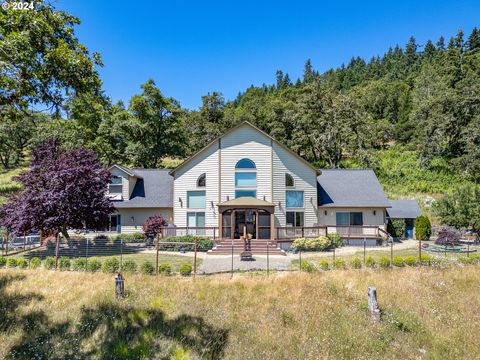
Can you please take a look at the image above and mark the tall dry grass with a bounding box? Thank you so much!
[0,266,479,359]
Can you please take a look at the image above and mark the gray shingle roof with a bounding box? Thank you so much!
[114,169,173,209]
[317,169,390,208]
[387,200,421,219]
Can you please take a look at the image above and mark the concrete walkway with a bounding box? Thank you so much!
[198,254,293,274]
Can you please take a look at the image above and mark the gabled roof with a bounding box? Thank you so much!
[169,121,320,176]
[114,169,173,209]
[387,200,421,219]
[107,164,139,178]
[317,169,390,208]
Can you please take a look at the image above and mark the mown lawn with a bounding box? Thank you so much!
[1,266,480,359]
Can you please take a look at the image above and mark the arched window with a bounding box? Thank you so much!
[235,158,256,198]
[285,173,294,187]
[235,158,256,169]
[197,173,206,187]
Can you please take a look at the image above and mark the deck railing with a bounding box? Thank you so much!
[157,225,388,242]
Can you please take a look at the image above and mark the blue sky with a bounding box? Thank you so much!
[60,0,480,110]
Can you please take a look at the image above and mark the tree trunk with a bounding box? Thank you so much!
[61,227,70,240]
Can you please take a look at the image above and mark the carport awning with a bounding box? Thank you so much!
[387,200,421,219]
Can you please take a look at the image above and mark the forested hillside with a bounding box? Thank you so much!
[1,3,479,213]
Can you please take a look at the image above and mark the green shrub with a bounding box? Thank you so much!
[300,261,316,273]
[379,256,391,268]
[415,215,431,240]
[420,254,432,265]
[113,232,145,244]
[292,236,331,251]
[71,258,87,271]
[17,258,28,269]
[327,233,344,248]
[318,260,329,270]
[392,256,405,267]
[350,257,362,269]
[159,235,214,251]
[158,263,172,275]
[333,259,346,269]
[102,258,120,273]
[6,258,17,268]
[140,261,155,275]
[365,256,376,268]
[404,256,418,266]
[30,257,42,269]
[0,256,6,267]
[387,219,405,238]
[179,263,193,276]
[122,259,137,273]
[87,259,102,272]
[58,257,71,271]
[44,256,55,269]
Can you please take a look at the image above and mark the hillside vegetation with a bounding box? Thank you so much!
[1,267,479,359]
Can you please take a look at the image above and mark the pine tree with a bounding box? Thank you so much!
[424,40,436,59]
[436,36,446,50]
[303,59,314,83]
[276,70,284,89]
[467,27,480,50]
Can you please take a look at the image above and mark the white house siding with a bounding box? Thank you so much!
[118,208,173,234]
[272,142,318,228]
[173,143,219,227]
[220,124,273,203]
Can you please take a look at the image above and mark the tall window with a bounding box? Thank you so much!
[336,212,363,226]
[235,158,256,198]
[187,212,205,235]
[286,190,304,208]
[187,191,206,209]
[197,173,206,187]
[108,176,122,194]
[285,173,294,187]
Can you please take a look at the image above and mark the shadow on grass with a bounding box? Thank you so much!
[0,274,229,359]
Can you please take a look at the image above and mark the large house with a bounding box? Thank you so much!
[105,121,420,249]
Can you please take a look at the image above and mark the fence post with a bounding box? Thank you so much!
[299,250,302,272]
[390,240,393,267]
[230,237,234,279]
[194,238,197,277]
[120,237,123,272]
[418,237,422,265]
[86,237,89,270]
[467,243,470,257]
[54,233,59,270]
[24,230,26,251]
[363,238,366,265]
[155,233,159,275]
[5,227,8,256]
[267,237,270,277]
[333,247,336,263]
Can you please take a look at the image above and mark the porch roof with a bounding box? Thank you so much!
[387,200,421,219]
[217,197,275,208]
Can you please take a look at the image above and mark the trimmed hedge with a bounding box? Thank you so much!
[72,258,87,271]
[179,263,193,276]
[30,257,42,269]
[415,215,431,240]
[158,263,172,275]
[300,261,316,273]
[122,259,137,273]
[87,259,102,272]
[159,235,214,252]
[140,261,155,275]
[350,257,362,269]
[102,258,120,273]
[319,260,329,270]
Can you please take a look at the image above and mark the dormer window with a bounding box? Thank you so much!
[285,173,294,187]
[197,173,206,187]
[109,176,122,194]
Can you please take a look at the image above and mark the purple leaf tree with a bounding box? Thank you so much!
[0,139,115,239]
[142,215,168,237]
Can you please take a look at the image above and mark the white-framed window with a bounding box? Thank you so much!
[285,173,294,187]
[187,212,205,235]
[286,190,304,208]
[108,176,123,194]
[235,158,256,198]
[187,191,206,209]
[197,173,206,187]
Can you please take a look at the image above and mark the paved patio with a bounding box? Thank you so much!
[198,254,294,274]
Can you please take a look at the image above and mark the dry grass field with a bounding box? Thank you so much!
[1,266,479,359]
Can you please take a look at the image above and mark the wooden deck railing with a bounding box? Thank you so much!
[158,225,390,242]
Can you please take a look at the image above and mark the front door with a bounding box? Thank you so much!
[234,210,256,239]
